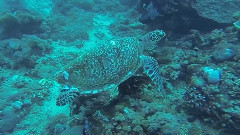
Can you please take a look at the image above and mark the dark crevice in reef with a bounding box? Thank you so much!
[138,0,229,34]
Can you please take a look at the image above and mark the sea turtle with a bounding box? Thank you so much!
[56,30,166,106]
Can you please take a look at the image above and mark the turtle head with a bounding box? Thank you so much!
[140,30,166,50]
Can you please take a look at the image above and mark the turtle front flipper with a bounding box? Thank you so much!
[140,55,164,91]
[56,86,79,106]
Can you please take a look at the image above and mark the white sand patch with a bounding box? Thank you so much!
[86,14,114,46]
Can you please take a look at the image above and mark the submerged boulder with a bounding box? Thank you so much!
[192,0,240,24]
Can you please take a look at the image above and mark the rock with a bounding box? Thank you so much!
[213,48,235,62]
[8,39,21,50]
[61,126,83,135]
[11,101,23,110]
[170,63,181,70]
[54,124,67,134]
[203,67,221,84]
[192,0,240,23]
[23,99,32,106]
[191,76,205,88]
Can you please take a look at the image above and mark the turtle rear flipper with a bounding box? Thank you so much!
[141,55,163,91]
[56,87,79,106]
[56,84,119,106]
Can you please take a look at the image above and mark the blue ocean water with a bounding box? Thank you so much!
[0,0,240,135]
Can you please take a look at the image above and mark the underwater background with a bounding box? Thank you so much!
[0,0,240,135]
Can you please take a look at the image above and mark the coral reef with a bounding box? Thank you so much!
[0,11,43,39]
[0,0,240,135]
[0,35,52,69]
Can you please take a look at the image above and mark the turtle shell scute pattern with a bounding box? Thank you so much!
[59,37,142,91]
